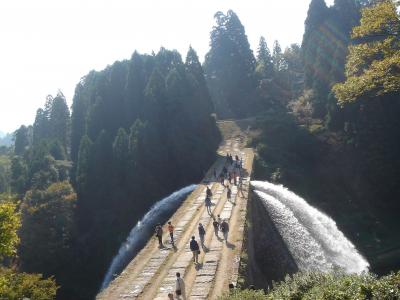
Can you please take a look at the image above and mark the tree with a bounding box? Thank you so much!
[0,155,11,193]
[65,46,220,299]
[33,108,49,145]
[112,128,129,187]
[0,268,57,300]
[333,0,400,104]
[185,47,214,114]
[49,91,70,150]
[272,40,285,72]
[75,135,92,197]
[10,156,28,195]
[14,125,29,155]
[0,197,57,300]
[125,51,146,125]
[70,73,94,164]
[256,36,274,79]
[0,201,20,258]
[19,181,77,278]
[302,0,330,88]
[204,10,257,118]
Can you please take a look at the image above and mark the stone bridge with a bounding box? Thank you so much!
[97,121,254,299]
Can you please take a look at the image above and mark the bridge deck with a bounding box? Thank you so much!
[97,121,254,299]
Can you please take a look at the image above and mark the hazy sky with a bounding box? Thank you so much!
[0,0,334,133]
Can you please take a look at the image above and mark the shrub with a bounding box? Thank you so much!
[219,271,400,299]
[0,267,57,300]
[266,271,400,300]
[218,289,266,300]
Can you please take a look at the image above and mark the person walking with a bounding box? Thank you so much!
[212,217,219,236]
[175,272,185,299]
[220,173,225,186]
[238,176,244,197]
[189,236,200,264]
[155,223,163,248]
[205,196,212,214]
[220,219,229,242]
[222,166,228,178]
[168,221,174,245]
[227,186,232,202]
[168,292,175,300]
[206,186,212,198]
[198,223,206,247]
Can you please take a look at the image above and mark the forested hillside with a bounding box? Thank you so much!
[3,47,220,299]
[252,0,400,276]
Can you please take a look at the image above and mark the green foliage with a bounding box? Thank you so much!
[204,10,257,118]
[302,0,361,117]
[10,156,28,195]
[0,201,20,258]
[14,125,30,155]
[0,155,11,193]
[309,123,325,134]
[19,181,76,277]
[76,135,92,197]
[256,36,274,79]
[266,271,400,300]
[67,46,220,298]
[0,267,57,300]
[333,0,400,104]
[48,92,70,150]
[32,92,70,152]
[218,289,266,300]
[220,272,400,300]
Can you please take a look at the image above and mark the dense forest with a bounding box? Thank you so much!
[0,0,399,299]
[1,48,220,298]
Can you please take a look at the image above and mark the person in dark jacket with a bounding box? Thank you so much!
[189,236,200,264]
[220,220,229,243]
[155,223,163,248]
[206,186,212,198]
[198,223,206,246]
[212,217,219,236]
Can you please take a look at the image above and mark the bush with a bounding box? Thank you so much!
[218,289,266,300]
[308,124,324,134]
[219,271,400,299]
[266,271,400,300]
[0,267,57,300]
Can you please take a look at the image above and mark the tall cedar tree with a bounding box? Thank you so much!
[14,125,29,155]
[256,36,274,79]
[67,47,219,298]
[204,10,257,118]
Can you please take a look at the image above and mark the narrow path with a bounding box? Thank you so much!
[97,121,254,299]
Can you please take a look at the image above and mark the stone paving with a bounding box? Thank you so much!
[155,152,245,299]
[97,136,253,300]
[189,166,251,299]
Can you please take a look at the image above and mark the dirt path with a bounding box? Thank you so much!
[97,121,254,300]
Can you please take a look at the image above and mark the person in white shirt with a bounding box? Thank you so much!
[175,272,185,299]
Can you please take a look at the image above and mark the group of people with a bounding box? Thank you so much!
[154,221,175,249]
[154,153,244,299]
[217,154,243,189]
[212,214,229,241]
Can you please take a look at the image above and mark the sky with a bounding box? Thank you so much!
[0,0,334,133]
